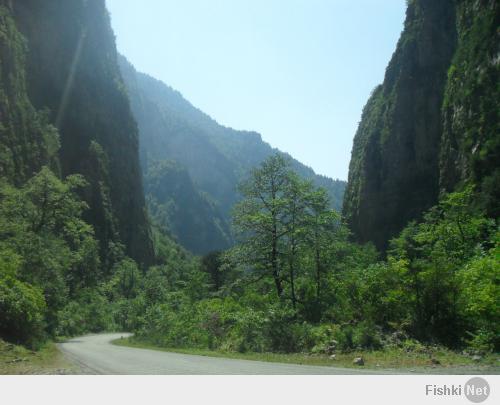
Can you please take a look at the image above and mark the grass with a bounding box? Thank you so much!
[0,338,77,375]
[113,336,499,372]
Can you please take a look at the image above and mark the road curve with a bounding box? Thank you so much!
[58,333,390,375]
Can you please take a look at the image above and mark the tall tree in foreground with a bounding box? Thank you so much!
[282,174,312,309]
[304,188,341,319]
[232,154,344,314]
[232,154,293,298]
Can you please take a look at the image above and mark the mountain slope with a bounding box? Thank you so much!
[0,2,59,184]
[119,56,346,254]
[11,0,154,266]
[145,160,232,254]
[440,0,500,216]
[343,0,499,251]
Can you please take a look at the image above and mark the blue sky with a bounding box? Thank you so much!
[106,0,406,180]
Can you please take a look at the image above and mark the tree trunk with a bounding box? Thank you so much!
[289,245,297,309]
[271,224,282,298]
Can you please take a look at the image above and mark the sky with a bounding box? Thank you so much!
[106,0,406,180]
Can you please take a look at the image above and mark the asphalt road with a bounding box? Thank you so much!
[58,333,390,375]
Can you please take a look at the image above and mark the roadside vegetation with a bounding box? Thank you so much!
[1,156,498,370]
[118,156,499,366]
[0,338,76,374]
[113,336,499,371]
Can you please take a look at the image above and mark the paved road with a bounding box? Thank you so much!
[58,333,391,375]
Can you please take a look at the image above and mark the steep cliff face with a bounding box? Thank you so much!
[440,0,499,217]
[11,0,154,266]
[343,0,457,250]
[344,0,499,251]
[0,1,59,184]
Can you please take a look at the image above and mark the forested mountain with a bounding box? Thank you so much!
[343,0,499,251]
[0,0,197,347]
[119,56,346,254]
[9,0,154,266]
[0,1,61,184]
[1,0,497,366]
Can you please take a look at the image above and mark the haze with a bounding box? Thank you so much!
[106,0,406,180]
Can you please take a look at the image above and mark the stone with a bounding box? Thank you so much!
[353,357,364,366]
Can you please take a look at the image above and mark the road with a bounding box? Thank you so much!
[58,333,392,375]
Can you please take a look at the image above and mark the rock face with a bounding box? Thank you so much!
[440,0,500,217]
[9,0,154,266]
[343,0,499,251]
[0,1,59,184]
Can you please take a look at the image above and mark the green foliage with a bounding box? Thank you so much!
[106,258,142,300]
[385,187,498,349]
[1,0,497,361]
[56,289,114,337]
[457,236,500,352]
[136,175,498,355]
[0,167,113,345]
[0,248,46,349]
[134,157,385,354]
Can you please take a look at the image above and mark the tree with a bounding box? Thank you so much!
[0,167,100,335]
[281,174,312,309]
[233,154,294,299]
[305,189,340,308]
[387,186,494,346]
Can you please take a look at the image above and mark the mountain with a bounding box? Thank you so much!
[0,1,59,184]
[343,0,499,251]
[7,0,154,266]
[119,56,346,254]
[145,160,232,254]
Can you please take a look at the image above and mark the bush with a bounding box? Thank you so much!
[111,296,147,332]
[399,338,428,354]
[227,309,268,353]
[457,240,500,351]
[0,275,47,348]
[139,302,210,349]
[465,329,497,354]
[264,305,313,353]
[352,321,383,350]
[311,322,383,354]
[56,289,114,336]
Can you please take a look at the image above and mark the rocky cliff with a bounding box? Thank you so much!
[4,0,154,266]
[343,0,498,250]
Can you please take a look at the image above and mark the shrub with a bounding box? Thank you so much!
[264,305,313,353]
[457,240,500,351]
[310,323,383,353]
[112,296,147,331]
[56,289,114,336]
[227,309,268,353]
[352,321,383,350]
[0,275,47,348]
